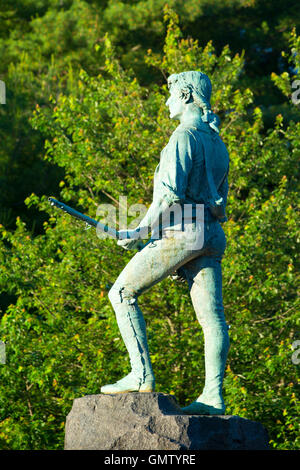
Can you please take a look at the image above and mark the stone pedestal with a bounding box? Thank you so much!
[64,392,269,450]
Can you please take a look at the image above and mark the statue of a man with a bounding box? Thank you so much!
[101,71,230,415]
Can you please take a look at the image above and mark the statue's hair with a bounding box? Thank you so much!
[167,71,211,110]
[167,71,220,133]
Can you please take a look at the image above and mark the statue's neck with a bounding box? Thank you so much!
[179,106,204,128]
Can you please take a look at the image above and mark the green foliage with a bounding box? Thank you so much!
[0,6,299,451]
[0,0,300,232]
[0,0,102,230]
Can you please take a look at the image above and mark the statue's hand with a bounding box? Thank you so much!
[117,238,144,251]
[117,229,144,251]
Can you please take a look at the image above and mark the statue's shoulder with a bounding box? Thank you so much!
[176,121,212,138]
[170,125,198,143]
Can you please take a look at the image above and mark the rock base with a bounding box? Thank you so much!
[64,392,269,450]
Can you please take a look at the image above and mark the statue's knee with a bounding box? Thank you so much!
[108,285,120,305]
[108,284,137,306]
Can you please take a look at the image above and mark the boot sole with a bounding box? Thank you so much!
[101,384,155,394]
[182,402,225,415]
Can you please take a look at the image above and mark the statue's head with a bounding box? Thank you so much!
[166,71,220,133]
[166,71,212,119]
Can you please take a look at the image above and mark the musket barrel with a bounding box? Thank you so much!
[48,197,119,239]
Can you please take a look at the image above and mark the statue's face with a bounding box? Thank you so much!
[166,87,185,120]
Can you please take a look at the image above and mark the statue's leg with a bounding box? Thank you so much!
[101,231,203,394]
[181,256,230,414]
[100,284,156,393]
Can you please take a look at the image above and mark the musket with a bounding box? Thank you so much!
[48,197,119,239]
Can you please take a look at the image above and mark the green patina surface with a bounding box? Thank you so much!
[102,72,230,415]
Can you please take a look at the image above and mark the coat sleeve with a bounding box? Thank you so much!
[157,129,194,206]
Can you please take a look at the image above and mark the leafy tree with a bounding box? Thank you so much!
[0,8,299,450]
[0,0,300,233]
[0,0,102,232]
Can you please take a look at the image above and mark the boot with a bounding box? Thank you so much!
[101,288,155,394]
[182,325,229,414]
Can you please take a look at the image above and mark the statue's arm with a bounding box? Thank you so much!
[137,129,194,233]
[117,130,194,248]
[136,199,170,235]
